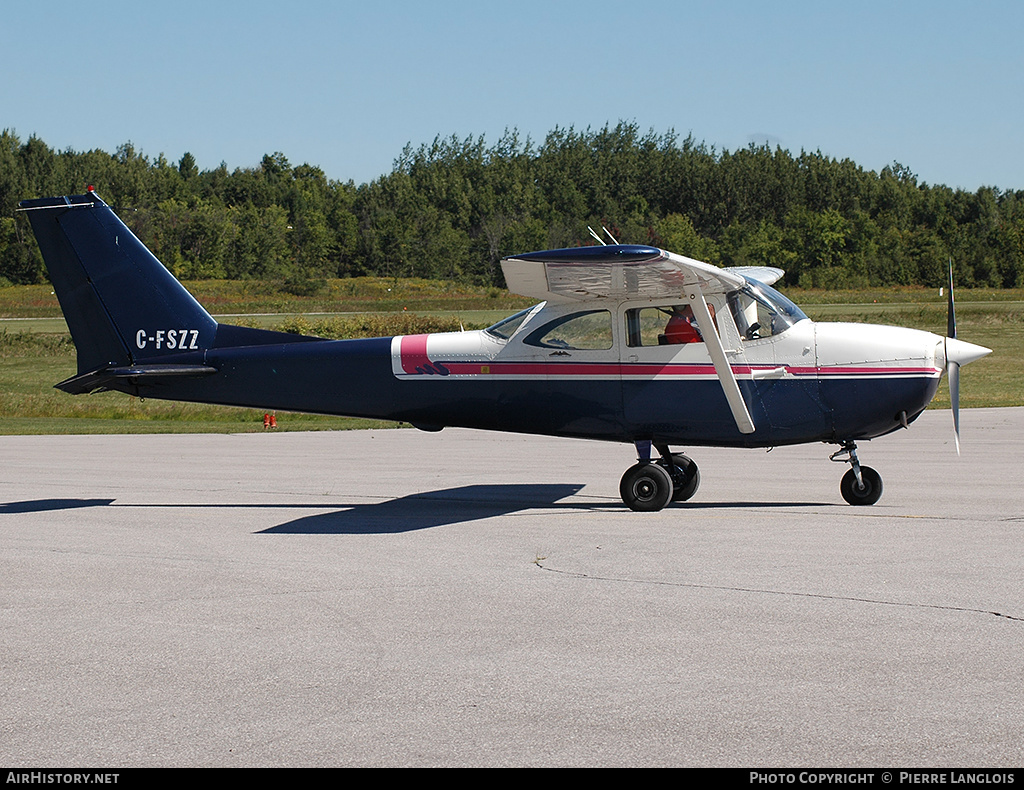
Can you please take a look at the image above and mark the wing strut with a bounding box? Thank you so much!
[683,286,756,435]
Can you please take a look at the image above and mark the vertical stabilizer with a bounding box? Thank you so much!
[18,192,218,375]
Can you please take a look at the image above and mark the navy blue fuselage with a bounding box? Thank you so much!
[113,336,939,448]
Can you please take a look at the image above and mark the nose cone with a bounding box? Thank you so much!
[940,337,992,369]
[814,322,947,439]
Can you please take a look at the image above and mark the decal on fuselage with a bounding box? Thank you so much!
[394,334,450,376]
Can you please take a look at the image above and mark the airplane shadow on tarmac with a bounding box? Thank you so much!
[0,486,587,534]
[256,486,834,534]
[0,487,833,535]
[259,483,587,534]
[0,498,116,513]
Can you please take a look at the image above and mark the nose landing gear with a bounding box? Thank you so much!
[830,440,883,506]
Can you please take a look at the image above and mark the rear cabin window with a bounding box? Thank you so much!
[524,310,613,350]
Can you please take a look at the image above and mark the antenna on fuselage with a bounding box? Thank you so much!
[587,226,620,246]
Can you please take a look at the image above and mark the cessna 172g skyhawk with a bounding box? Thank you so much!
[19,191,991,511]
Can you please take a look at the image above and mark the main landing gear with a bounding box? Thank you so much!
[620,442,700,511]
[830,440,883,506]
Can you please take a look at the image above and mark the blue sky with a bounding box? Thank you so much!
[3,0,1021,190]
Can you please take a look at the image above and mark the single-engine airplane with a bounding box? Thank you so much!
[19,191,991,510]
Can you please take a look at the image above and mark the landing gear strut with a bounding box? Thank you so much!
[830,440,883,506]
[619,442,701,511]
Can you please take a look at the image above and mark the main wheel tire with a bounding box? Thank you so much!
[620,462,674,512]
[657,454,700,501]
[840,466,883,506]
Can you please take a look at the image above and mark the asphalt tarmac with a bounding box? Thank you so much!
[2,408,1022,767]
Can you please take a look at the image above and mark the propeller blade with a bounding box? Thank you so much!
[947,257,957,339]
[947,354,961,456]
[947,257,959,454]
[942,259,991,454]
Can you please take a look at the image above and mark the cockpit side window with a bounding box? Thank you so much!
[523,310,613,350]
[625,303,719,347]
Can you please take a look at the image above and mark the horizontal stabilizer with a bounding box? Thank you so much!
[56,364,218,395]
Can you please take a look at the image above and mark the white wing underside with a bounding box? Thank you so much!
[502,248,750,303]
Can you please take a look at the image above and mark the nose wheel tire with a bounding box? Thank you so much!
[840,466,883,506]
[620,462,674,512]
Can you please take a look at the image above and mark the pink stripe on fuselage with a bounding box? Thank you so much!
[399,334,431,374]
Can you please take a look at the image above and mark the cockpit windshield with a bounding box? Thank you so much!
[485,306,537,341]
[727,277,808,340]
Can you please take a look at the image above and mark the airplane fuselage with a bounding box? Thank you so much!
[110,301,944,449]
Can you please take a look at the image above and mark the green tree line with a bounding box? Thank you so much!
[2,123,1022,290]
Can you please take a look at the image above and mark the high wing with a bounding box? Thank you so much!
[724,266,785,286]
[501,244,749,302]
[501,245,756,435]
